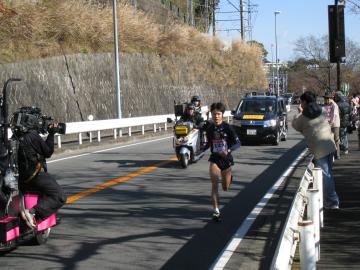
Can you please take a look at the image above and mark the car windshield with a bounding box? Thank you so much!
[239,99,276,113]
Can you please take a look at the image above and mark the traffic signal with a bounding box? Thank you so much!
[328,5,345,63]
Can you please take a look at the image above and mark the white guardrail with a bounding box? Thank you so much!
[271,157,324,270]
[56,111,233,148]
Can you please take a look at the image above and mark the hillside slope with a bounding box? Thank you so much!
[0,0,266,90]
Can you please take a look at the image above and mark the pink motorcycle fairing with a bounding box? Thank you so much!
[0,216,20,242]
[24,194,56,232]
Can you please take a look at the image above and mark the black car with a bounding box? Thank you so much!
[232,95,288,145]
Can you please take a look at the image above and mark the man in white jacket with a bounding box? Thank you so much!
[292,91,340,209]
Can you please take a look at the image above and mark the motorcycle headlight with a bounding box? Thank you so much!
[263,119,277,127]
[176,136,188,144]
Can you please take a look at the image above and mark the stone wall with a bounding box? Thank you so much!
[0,53,245,122]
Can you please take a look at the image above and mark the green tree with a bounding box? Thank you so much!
[247,40,268,61]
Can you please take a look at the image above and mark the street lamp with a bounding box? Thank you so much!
[274,10,281,96]
[271,43,275,94]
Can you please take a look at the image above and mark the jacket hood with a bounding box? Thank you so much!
[303,102,322,119]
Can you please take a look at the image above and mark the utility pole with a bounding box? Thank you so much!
[240,0,244,40]
[205,0,209,32]
[212,0,216,36]
[335,0,341,93]
[112,0,121,119]
[187,0,194,26]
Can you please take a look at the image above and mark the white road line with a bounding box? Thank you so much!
[48,136,173,163]
[211,148,308,270]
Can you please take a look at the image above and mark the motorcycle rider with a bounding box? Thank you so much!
[203,102,240,221]
[191,95,202,115]
[11,107,66,228]
[180,103,204,128]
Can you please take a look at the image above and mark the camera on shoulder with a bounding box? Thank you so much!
[11,106,66,135]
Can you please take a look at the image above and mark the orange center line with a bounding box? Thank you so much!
[66,157,178,204]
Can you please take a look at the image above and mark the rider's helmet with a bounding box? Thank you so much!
[191,95,201,105]
[186,103,195,111]
[184,103,195,116]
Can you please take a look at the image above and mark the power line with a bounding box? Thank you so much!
[214,0,257,40]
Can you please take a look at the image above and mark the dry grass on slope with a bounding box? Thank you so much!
[0,0,267,89]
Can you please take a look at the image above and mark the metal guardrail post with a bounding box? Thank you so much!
[113,129,117,139]
[142,125,145,135]
[307,189,320,261]
[97,131,101,142]
[312,167,324,228]
[89,132,93,142]
[128,127,132,137]
[298,220,316,270]
[154,124,157,133]
[57,135,62,149]
[79,133,83,145]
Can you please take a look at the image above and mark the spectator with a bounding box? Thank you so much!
[350,94,359,130]
[323,91,341,159]
[334,91,351,154]
[292,91,339,209]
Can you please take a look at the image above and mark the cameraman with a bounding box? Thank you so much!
[12,107,66,228]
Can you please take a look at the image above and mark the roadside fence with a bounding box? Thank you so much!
[55,111,233,148]
[271,158,324,270]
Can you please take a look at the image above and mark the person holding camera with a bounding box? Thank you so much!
[11,107,66,228]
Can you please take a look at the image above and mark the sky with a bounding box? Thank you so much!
[215,0,360,62]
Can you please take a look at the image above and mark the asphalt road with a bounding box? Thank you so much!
[1,123,305,270]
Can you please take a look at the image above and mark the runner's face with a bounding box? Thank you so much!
[211,110,223,125]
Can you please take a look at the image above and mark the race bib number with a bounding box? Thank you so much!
[213,139,228,153]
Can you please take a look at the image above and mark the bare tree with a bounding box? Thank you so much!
[290,34,360,94]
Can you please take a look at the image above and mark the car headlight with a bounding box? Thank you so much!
[263,119,277,127]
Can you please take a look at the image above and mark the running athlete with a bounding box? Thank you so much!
[204,102,241,221]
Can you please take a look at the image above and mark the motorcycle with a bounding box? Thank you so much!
[0,78,57,252]
[0,192,57,252]
[168,102,208,168]
[172,120,205,168]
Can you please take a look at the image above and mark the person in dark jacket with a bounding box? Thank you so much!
[180,103,204,128]
[191,95,202,115]
[334,91,351,154]
[12,107,66,228]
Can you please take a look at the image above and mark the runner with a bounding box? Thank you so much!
[204,102,241,221]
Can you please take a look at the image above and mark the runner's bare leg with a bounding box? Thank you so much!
[210,162,221,209]
[221,167,232,191]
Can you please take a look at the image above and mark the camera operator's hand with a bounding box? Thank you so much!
[48,123,59,134]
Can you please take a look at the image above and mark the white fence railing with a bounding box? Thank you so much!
[56,111,233,148]
[271,158,324,270]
